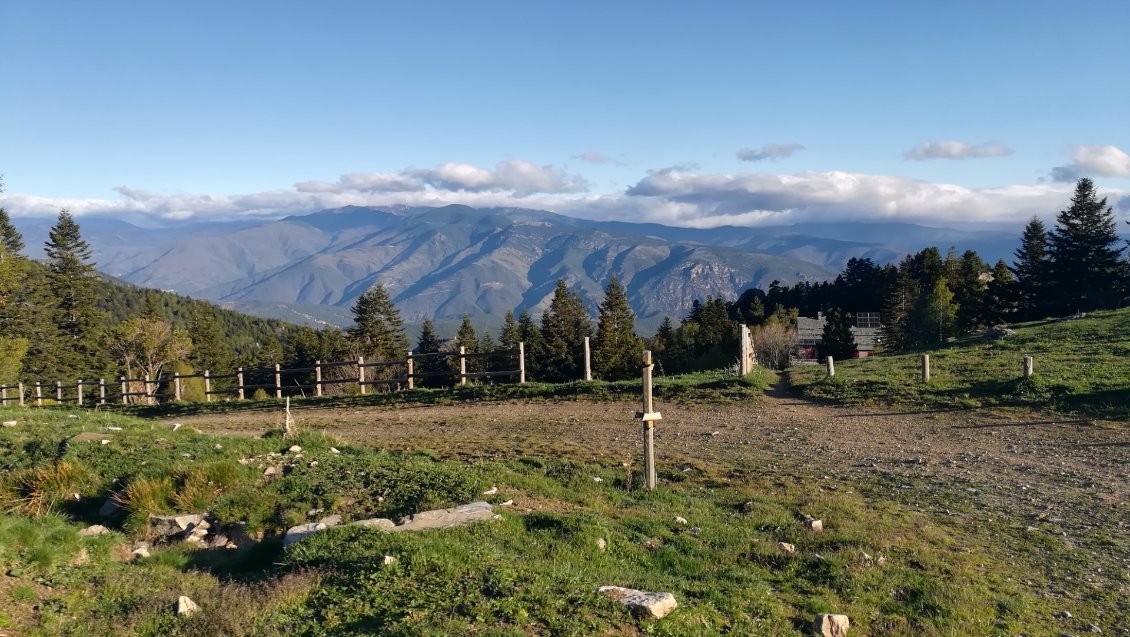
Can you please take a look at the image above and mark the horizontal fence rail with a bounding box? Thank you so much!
[3,342,535,408]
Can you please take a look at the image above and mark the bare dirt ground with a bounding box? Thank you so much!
[175,384,1130,608]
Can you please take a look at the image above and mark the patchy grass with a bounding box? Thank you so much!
[0,406,1120,635]
[788,308,1130,419]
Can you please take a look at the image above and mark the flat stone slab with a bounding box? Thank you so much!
[391,501,494,532]
[597,585,678,619]
[352,517,397,531]
[283,521,327,546]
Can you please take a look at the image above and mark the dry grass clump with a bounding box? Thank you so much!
[3,461,97,517]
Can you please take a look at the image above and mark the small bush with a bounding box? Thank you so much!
[118,476,176,534]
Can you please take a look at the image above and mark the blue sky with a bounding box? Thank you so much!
[3,1,1129,227]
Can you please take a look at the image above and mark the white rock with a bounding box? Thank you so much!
[391,501,494,532]
[815,613,850,637]
[382,555,398,565]
[351,517,396,531]
[149,513,207,537]
[106,426,122,431]
[80,524,110,536]
[171,423,182,431]
[777,541,796,554]
[500,500,514,507]
[482,486,499,496]
[132,544,150,559]
[288,445,302,453]
[214,443,222,450]
[67,414,79,419]
[805,518,824,533]
[320,514,342,527]
[330,447,341,454]
[592,476,604,483]
[100,439,110,445]
[597,538,607,552]
[597,586,678,619]
[673,516,688,525]
[177,595,200,617]
[283,522,327,545]
[2,420,17,427]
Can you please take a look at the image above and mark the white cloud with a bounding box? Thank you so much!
[1048,145,1130,183]
[404,160,588,196]
[736,143,805,162]
[904,140,1013,161]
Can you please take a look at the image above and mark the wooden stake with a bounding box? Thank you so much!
[77,380,84,406]
[98,379,105,405]
[203,370,211,403]
[635,350,661,491]
[406,352,414,390]
[921,354,931,383]
[275,364,282,399]
[459,347,467,386]
[237,367,245,400]
[1023,355,1034,379]
[583,336,592,381]
[36,383,43,406]
[826,356,835,377]
[173,374,181,402]
[518,342,526,384]
[144,374,152,405]
[314,361,322,397]
[56,380,63,402]
[358,357,367,394]
[19,382,25,406]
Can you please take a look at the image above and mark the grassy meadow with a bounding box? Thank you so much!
[0,405,1117,636]
[789,308,1130,419]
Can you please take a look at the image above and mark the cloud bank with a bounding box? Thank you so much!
[736,143,805,162]
[904,140,1013,161]
[1049,145,1130,182]
[3,160,1125,230]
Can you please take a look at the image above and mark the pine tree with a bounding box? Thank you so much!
[1046,178,1126,314]
[818,307,857,361]
[455,314,481,374]
[539,279,594,382]
[984,259,1017,325]
[881,260,919,351]
[952,250,988,333]
[44,210,105,379]
[0,178,24,260]
[593,276,642,380]
[415,319,448,387]
[499,309,521,351]
[1012,216,1050,320]
[187,304,232,373]
[517,309,544,380]
[347,282,407,361]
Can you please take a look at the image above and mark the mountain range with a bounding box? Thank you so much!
[13,205,1021,332]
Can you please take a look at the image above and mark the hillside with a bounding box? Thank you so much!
[788,308,1130,419]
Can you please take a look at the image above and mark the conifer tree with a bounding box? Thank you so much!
[919,277,958,344]
[984,259,1017,325]
[499,310,521,351]
[1046,178,1125,313]
[881,261,919,351]
[347,282,407,361]
[818,307,857,361]
[44,210,105,379]
[952,250,988,333]
[415,319,448,387]
[650,316,681,373]
[539,279,594,382]
[517,308,543,379]
[1012,216,1050,320]
[188,304,232,373]
[0,178,24,260]
[455,314,481,373]
[593,276,642,380]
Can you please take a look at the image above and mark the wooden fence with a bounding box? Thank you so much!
[0,343,529,408]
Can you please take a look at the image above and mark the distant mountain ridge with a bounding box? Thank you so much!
[13,206,1022,330]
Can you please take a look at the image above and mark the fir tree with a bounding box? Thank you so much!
[517,309,543,380]
[455,314,481,374]
[593,276,642,381]
[539,279,594,382]
[881,260,919,351]
[818,307,857,361]
[499,309,521,351]
[347,282,408,361]
[984,259,1017,325]
[1012,216,1050,320]
[187,304,232,373]
[952,250,988,333]
[0,178,24,260]
[44,210,105,379]
[1046,178,1126,313]
[415,319,448,387]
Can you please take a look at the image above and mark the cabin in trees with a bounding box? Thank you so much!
[795,311,882,360]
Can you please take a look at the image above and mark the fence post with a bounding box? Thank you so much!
[56,380,63,402]
[274,364,282,399]
[314,361,323,397]
[459,347,467,386]
[203,370,211,402]
[1,386,5,406]
[357,357,367,394]
[921,354,931,383]
[173,374,182,402]
[36,383,43,406]
[826,356,835,377]
[237,368,245,400]
[120,377,128,404]
[405,352,414,390]
[19,383,25,406]
[634,350,661,491]
[518,342,526,384]
[583,336,592,381]
[99,379,105,405]
[1023,355,1034,379]
[739,325,751,376]
[77,380,84,406]
[144,374,153,405]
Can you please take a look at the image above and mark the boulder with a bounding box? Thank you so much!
[177,595,200,617]
[80,524,111,537]
[391,502,494,532]
[597,538,607,552]
[482,486,499,496]
[352,517,396,531]
[673,516,688,525]
[149,513,206,538]
[283,522,327,546]
[132,543,151,560]
[2,420,17,427]
[777,541,796,554]
[597,586,678,619]
[815,614,850,637]
[805,518,824,533]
